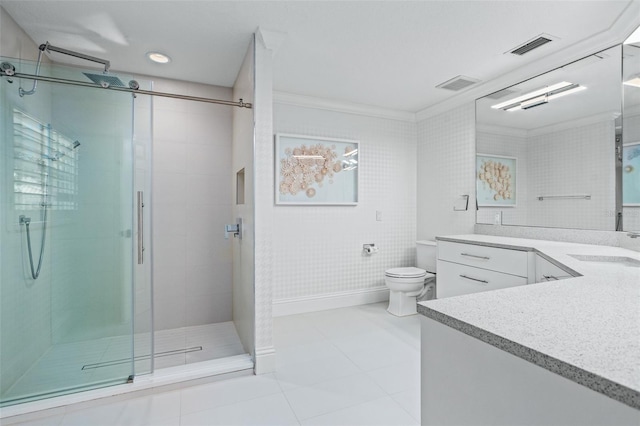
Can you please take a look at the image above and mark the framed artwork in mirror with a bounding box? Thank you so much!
[275,133,359,205]
[623,142,640,206]
[476,154,517,207]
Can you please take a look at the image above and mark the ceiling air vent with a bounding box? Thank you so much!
[436,75,480,91]
[509,34,555,56]
[485,88,517,100]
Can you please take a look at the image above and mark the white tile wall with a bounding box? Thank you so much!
[152,78,234,331]
[527,120,615,230]
[272,104,417,300]
[417,103,476,240]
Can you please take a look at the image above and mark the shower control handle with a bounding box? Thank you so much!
[225,218,243,240]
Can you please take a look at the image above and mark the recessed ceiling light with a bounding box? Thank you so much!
[146,52,171,64]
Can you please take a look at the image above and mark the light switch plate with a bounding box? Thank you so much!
[376,211,383,221]
[494,211,502,225]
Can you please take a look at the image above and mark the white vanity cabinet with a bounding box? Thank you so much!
[437,240,530,298]
[535,254,574,282]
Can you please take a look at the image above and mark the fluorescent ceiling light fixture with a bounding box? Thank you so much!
[492,82,572,109]
[521,94,548,110]
[146,51,171,64]
[493,82,585,111]
[546,85,586,101]
[624,75,640,88]
[505,104,522,112]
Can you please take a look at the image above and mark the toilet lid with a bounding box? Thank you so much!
[385,267,427,278]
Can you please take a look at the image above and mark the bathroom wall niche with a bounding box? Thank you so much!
[475,45,622,231]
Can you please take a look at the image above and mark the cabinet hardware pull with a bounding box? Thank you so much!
[543,275,558,281]
[460,253,490,260]
[460,274,488,284]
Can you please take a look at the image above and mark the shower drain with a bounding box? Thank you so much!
[81,346,203,370]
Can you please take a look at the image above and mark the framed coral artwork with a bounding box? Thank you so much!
[623,142,640,206]
[275,134,359,205]
[476,154,517,207]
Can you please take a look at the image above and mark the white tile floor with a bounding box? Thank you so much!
[13,303,421,426]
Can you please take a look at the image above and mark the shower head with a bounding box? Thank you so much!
[83,72,125,88]
[73,141,81,149]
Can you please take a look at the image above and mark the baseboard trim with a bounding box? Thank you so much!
[273,287,389,317]
[254,347,276,374]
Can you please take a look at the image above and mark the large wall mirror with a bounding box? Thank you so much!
[476,44,628,231]
[623,33,640,232]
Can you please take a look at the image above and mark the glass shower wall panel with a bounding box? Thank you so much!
[0,58,55,405]
[0,57,138,406]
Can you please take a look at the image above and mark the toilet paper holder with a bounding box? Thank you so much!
[363,243,378,255]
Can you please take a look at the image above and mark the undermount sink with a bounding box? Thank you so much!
[568,254,640,267]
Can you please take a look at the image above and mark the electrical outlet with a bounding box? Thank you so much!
[376,210,382,221]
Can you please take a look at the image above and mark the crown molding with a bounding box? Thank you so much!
[527,111,620,137]
[416,0,640,122]
[256,27,287,56]
[476,124,528,138]
[273,91,416,122]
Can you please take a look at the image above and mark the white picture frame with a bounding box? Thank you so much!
[274,133,359,205]
[476,153,517,207]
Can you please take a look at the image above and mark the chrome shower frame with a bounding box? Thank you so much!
[19,42,111,97]
[1,41,253,108]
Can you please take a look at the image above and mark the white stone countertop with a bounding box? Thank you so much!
[418,234,640,410]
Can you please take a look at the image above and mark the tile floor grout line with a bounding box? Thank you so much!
[277,379,304,426]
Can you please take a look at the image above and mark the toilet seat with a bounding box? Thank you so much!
[385,267,427,279]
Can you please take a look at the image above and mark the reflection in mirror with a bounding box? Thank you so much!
[476,45,621,231]
[623,27,640,231]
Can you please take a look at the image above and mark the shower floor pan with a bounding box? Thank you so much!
[2,322,246,404]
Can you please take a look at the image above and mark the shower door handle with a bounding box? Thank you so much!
[137,191,144,264]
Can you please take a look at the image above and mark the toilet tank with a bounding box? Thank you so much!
[416,240,437,273]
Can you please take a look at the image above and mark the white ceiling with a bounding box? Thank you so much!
[1,1,638,113]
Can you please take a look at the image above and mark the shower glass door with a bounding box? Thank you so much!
[0,57,141,406]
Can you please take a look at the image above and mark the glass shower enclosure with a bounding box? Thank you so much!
[0,57,152,406]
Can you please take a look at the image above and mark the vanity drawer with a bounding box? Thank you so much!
[438,240,528,278]
[535,255,573,282]
[437,260,528,299]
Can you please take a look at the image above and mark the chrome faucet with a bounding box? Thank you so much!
[627,232,640,239]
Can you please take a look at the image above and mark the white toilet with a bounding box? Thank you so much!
[384,240,437,316]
